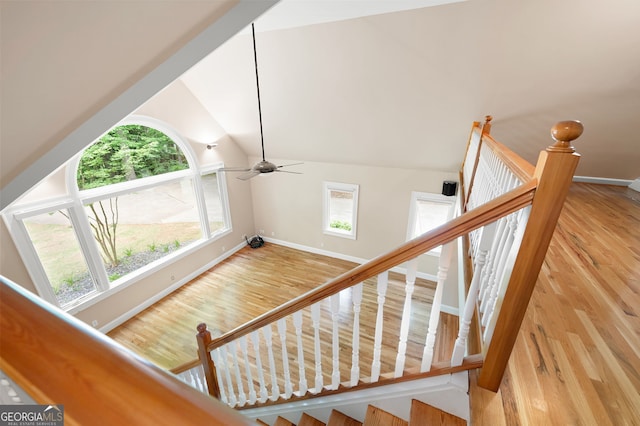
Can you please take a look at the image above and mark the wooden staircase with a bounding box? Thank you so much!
[258,400,466,426]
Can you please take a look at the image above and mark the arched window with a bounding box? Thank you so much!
[4,117,231,311]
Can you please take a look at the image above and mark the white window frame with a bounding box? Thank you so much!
[406,191,455,256]
[1,116,232,313]
[200,165,232,238]
[322,181,359,240]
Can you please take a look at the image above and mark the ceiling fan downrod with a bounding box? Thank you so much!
[252,23,266,163]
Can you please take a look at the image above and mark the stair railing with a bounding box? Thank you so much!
[174,116,582,407]
[0,276,254,425]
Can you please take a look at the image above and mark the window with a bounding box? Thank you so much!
[407,192,455,255]
[323,182,359,239]
[3,117,232,311]
[200,170,231,237]
[21,208,97,306]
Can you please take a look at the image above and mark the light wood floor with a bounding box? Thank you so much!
[107,241,456,388]
[108,183,640,424]
[471,183,640,425]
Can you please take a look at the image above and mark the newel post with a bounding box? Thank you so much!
[477,120,583,391]
[196,323,221,399]
[481,115,493,135]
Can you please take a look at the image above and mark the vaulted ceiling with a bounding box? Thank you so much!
[180,0,640,180]
[2,0,639,210]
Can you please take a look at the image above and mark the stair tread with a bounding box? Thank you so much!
[364,405,408,426]
[299,412,326,426]
[274,416,296,426]
[410,399,466,425]
[328,409,363,426]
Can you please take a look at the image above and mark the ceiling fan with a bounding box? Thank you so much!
[219,23,302,181]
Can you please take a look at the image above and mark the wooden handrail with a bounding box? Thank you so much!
[0,277,254,425]
[206,180,538,352]
[171,358,201,375]
[480,134,536,183]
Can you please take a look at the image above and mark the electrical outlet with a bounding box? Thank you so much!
[91,320,99,327]
[271,231,275,236]
[221,246,225,252]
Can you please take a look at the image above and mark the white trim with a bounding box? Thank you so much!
[322,181,359,240]
[573,176,633,186]
[440,303,459,316]
[264,237,458,315]
[628,178,640,192]
[98,240,245,333]
[406,191,456,239]
[265,237,439,282]
[11,197,75,219]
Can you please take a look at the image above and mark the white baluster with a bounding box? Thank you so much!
[330,293,341,389]
[186,368,197,390]
[178,370,192,388]
[350,283,363,386]
[230,343,246,406]
[194,366,206,393]
[211,349,227,404]
[239,336,257,404]
[277,318,293,398]
[292,311,308,395]
[218,345,236,406]
[452,222,496,365]
[311,303,323,393]
[482,213,518,328]
[395,258,417,377]
[371,271,388,382]
[188,369,197,387]
[421,242,453,372]
[262,325,280,401]
[479,217,508,311]
[483,207,530,345]
[250,330,269,402]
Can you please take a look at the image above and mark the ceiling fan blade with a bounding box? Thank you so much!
[237,170,261,180]
[275,169,303,175]
[219,167,252,172]
[277,162,304,169]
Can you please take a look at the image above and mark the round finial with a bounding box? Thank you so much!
[481,115,493,135]
[197,323,207,333]
[549,120,583,152]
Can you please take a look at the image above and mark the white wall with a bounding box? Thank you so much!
[248,157,458,267]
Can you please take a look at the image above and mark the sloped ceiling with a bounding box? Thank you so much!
[0,0,275,210]
[181,0,640,180]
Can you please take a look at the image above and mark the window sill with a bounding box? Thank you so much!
[323,229,357,240]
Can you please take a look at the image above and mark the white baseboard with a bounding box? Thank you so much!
[241,372,470,424]
[628,178,640,192]
[573,176,633,186]
[264,237,439,282]
[265,237,458,316]
[99,240,246,333]
[100,236,460,333]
